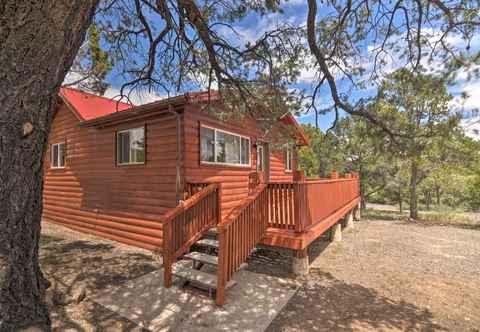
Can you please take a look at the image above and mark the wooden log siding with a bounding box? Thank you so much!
[216,184,269,305]
[163,183,220,288]
[42,104,179,251]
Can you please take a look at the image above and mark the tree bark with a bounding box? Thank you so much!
[409,161,419,219]
[435,186,441,206]
[0,2,98,330]
[398,189,403,213]
[425,191,431,210]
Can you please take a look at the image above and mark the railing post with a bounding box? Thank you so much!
[216,226,227,306]
[330,170,339,179]
[163,221,172,288]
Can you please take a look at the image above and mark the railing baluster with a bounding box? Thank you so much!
[216,185,268,306]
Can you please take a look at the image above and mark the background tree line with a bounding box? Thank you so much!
[298,69,480,218]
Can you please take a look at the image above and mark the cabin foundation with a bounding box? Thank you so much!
[330,223,342,242]
[354,203,361,221]
[345,212,354,229]
[292,248,309,276]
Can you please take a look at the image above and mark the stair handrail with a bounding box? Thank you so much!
[162,183,220,288]
[216,184,268,305]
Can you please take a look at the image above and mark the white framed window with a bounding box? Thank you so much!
[200,126,250,166]
[285,146,293,172]
[117,127,145,165]
[51,142,65,169]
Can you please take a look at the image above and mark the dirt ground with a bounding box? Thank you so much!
[39,207,480,331]
[264,208,480,332]
[40,222,157,331]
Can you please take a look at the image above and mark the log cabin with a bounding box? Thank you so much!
[43,87,361,305]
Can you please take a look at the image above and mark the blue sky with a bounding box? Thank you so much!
[91,0,480,132]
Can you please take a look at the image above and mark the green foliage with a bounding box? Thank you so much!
[87,23,112,94]
[298,69,480,213]
[70,22,112,94]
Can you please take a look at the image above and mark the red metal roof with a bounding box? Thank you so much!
[59,87,132,121]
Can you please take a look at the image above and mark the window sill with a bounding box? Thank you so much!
[200,161,252,169]
[117,162,146,167]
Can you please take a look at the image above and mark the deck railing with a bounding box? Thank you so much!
[184,182,209,199]
[300,177,359,229]
[268,173,360,232]
[162,183,220,287]
[216,184,268,305]
[267,183,297,231]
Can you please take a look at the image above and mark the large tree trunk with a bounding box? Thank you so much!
[0,2,98,330]
[409,161,419,219]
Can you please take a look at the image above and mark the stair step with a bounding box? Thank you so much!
[206,227,218,236]
[196,238,219,249]
[172,261,236,290]
[183,251,218,266]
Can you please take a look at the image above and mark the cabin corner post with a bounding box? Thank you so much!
[169,104,182,204]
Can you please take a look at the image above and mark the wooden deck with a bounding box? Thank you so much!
[261,174,360,250]
[162,171,360,305]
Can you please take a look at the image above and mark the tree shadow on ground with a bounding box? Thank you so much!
[39,233,157,331]
[267,269,447,332]
[248,234,333,278]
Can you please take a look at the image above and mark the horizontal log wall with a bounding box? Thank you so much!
[42,104,178,251]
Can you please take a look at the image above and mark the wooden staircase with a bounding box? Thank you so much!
[162,182,269,305]
[171,229,237,297]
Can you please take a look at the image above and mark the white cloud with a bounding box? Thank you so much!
[461,116,480,140]
[450,79,480,112]
[103,87,166,105]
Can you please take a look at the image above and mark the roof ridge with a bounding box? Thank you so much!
[60,86,132,107]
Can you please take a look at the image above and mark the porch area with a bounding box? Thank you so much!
[161,170,361,305]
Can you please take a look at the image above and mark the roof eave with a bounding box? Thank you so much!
[79,95,187,127]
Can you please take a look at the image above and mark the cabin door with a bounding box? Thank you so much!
[256,142,270,183]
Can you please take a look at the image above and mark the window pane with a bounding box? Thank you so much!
[241,138,250,165]
[118,132,129,164]
[130,128,145,163]
[225,134,240,164]
[200,127,215,162]
[58,143,65,167]
[216,131,226,163]
[52,144,58,167]
[285,148,292,171]
[117,128,145,164]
